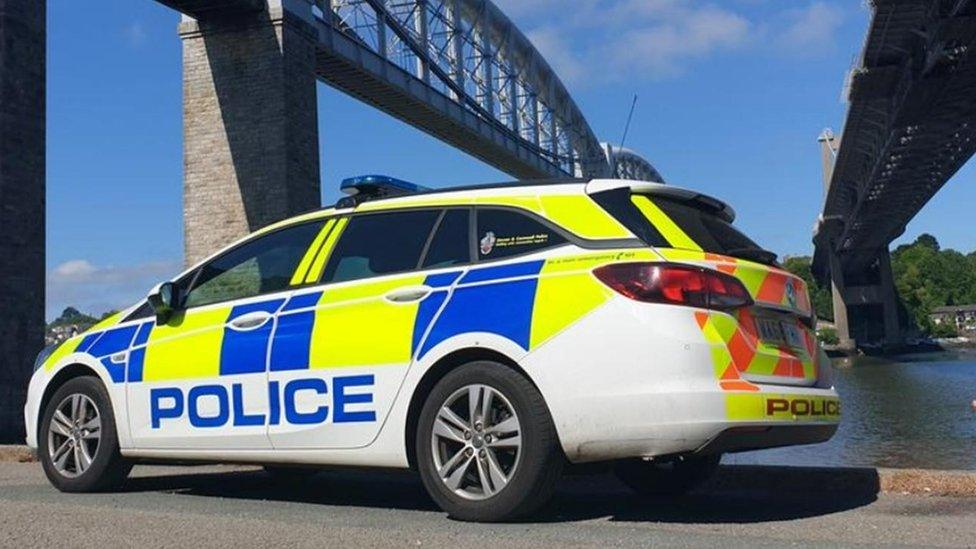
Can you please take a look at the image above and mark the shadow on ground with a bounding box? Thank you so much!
[120,464,879,524]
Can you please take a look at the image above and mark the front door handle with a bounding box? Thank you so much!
[227,311,273,331]
[384,285,433,303]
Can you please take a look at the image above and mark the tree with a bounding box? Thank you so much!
[782,256,834,321]
[891,235,976,335]
[915,233,940,252]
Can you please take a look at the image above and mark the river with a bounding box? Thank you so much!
[726,349,976,470]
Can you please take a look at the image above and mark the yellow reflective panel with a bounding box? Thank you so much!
[631,195,702,251]
[253,209,334,237]
[474,195,544,214]
[88,312,123,332]
[726,393,841,422]
[44,337,84,372]
[539,195,632,239]
[305,217,348,284]
[290,219,335,286]
[141,307,229,381]
[530,260,612,349]
[357,197,473,212]
[309,275,426,368]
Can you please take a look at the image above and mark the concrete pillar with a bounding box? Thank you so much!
[827,249,855,350]
[181,0,320,266]
[0,0,45,442]
[877,248,902,347]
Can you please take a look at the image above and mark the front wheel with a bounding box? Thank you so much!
[614,454,721,497]
[416,361,563,522]
[38,376,131,492]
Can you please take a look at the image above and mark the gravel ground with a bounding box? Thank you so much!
[2,462,976,548]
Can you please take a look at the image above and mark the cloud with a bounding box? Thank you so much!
[47,258,181,320]
[124,22,148,48]
[496,0,848,86]
[777,2,845,55]
[508,1,753,84]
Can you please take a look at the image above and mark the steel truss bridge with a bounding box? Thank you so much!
[161,0,662,181]
[814,0,976,347]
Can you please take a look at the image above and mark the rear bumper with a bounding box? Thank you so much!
[548,385,840,463]
[523,298,840,463]
[697,423,837,455]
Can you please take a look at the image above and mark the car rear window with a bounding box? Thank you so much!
[651,197,764,257]
[476,208,567,260]
[593,187,774,264]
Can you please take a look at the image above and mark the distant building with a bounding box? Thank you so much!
[45,324,85,347]
[930,305,976,333]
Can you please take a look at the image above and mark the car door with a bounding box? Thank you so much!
[269,208,472,449]
[126,220,328,450]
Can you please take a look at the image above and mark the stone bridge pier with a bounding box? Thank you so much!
[0,0,45,442]
[176,0,321,265]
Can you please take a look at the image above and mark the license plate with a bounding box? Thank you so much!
[757,318,804,348]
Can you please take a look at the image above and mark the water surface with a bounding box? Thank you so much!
[727,350,976,470]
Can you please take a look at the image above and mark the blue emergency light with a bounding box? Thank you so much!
[339,175,431,204]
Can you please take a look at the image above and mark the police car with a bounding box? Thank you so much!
[26,176,840,522]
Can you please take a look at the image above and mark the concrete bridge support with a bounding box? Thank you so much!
[181,0,320,265]
[818,132,902,350]
[0,0,45,442]
[827,248,903,350]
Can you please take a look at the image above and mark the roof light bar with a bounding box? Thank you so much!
[340,175,430,200]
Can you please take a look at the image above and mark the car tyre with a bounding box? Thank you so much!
[416,361,563,522]
[38,376,132,492]
[614,454,721,497]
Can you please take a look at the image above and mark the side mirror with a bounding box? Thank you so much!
[147,282,180,324]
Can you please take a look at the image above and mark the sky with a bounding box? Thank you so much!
[45,0,976,319]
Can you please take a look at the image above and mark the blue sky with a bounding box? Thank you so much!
[46,0,976,318]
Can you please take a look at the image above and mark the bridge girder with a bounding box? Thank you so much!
[160,0,660,181]
[155,0,265,19]
[815,0,976,279]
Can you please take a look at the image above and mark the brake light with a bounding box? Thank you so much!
[593,263,753,310]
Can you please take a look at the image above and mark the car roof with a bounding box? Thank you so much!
[254,177,733,239]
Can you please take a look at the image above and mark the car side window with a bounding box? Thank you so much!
[476,208,567,260]
[322,210,441,284]
[183,220,326,309]
[421,209,471,269]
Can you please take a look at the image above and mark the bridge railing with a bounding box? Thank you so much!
[315,0,608,177]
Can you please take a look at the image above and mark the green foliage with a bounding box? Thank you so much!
[817,327,839,345]
[49,307,97,328]
[929,322,959,338]
[891,235,976,335]
[781,256,834,321]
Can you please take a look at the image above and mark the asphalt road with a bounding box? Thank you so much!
[2,462,976,548]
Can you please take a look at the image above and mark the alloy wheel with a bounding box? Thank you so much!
[430,384,522,501]
[47,394,101,478]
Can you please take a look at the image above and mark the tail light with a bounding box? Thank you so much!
[593,262,753,310]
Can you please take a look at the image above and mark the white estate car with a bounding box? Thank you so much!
[26,177,839,521]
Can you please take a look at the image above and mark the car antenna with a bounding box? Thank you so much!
[619,93,638,152]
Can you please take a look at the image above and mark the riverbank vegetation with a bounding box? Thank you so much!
[784,234,976,337]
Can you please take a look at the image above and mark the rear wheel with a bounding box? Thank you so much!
[416,361,563,522]
[38,376,131,492]
[614,454,721,497]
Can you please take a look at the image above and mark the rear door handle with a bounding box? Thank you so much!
[384,285,433,303]
[227,311,273,331]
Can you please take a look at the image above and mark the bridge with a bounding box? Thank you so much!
[813,0,976,349]
[0,0,660,439]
